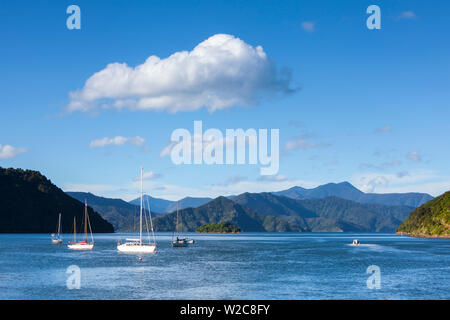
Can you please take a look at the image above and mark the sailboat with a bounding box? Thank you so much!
[117,167,157,254]
[171,202,190,247]
[51,213,63,245]
[68,200,94,250]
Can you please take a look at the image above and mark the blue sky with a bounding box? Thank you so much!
[1,0,449,200]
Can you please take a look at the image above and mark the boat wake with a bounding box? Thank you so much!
[346,243,380,247]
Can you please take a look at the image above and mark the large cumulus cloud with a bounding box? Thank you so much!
[67,34,295,113]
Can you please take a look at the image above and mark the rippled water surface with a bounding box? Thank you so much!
[0,233,448,299]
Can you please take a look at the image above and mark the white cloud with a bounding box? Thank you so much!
[357,176,389,193]
[399,11,416,19]
[0,144,27,159]
[301,21,315,32]
[352,170,449,196]
[89,136,145,148]
[68,34,295,113]
[407,151,422,162]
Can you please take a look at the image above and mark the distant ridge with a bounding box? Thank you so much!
[129,195,212,213]
[273,182,433,207]
[232,192,413,232]
[66,191,162,231]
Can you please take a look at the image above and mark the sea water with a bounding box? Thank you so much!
[0,233,448,299]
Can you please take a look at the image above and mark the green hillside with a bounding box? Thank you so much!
[397,191,450,237]
[196,222,241,233]
[0,167,114,233]
[152,196,307,232]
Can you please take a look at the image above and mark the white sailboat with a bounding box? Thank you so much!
[51,213,63,245]
[117,167,157,254]
[68,200,94,250]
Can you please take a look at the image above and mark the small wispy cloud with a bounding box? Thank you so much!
[301,21,315,33]
[352,170,448,196]
[0,144,27,159]
[399,11,416,19]
[283,135,330,151]
[258,174,287,182]
[373,148,397,158]
[215,175,248,187]
[89,136,145,148]
[407,151,422,162]
[288,120,303,128]
[396,171,410,178]
[64,183,126,194]
[359,160,402,170]
[142,171,162,180]
[358,176,389,193]
[375,125,391,134]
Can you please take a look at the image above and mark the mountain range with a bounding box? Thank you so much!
[152,196,304,232]
[273,182,433,207]
[0,166,436,233]
[152,192,413,233]
[129,195,212,213]
[66,180,431,233]
[126,181,431,215]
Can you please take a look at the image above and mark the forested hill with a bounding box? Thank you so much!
[152,196,307,232]
[397,191,450,237]
[0,167,114,233]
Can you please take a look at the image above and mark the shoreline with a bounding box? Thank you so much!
[195,232,241,234]
[396,232,450,239]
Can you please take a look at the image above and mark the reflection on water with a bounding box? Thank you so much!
[0,232,448,299]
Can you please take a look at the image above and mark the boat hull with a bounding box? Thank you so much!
[172,241,189,247]
[68,243,94,250]
[117,243,156,253]
[52,239,63,245]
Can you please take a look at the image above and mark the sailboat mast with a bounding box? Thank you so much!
[58,213,61,236]
[74,216,76,242]
[84,200,88,242]
[176,202,179,235]
[140,167,143,245]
